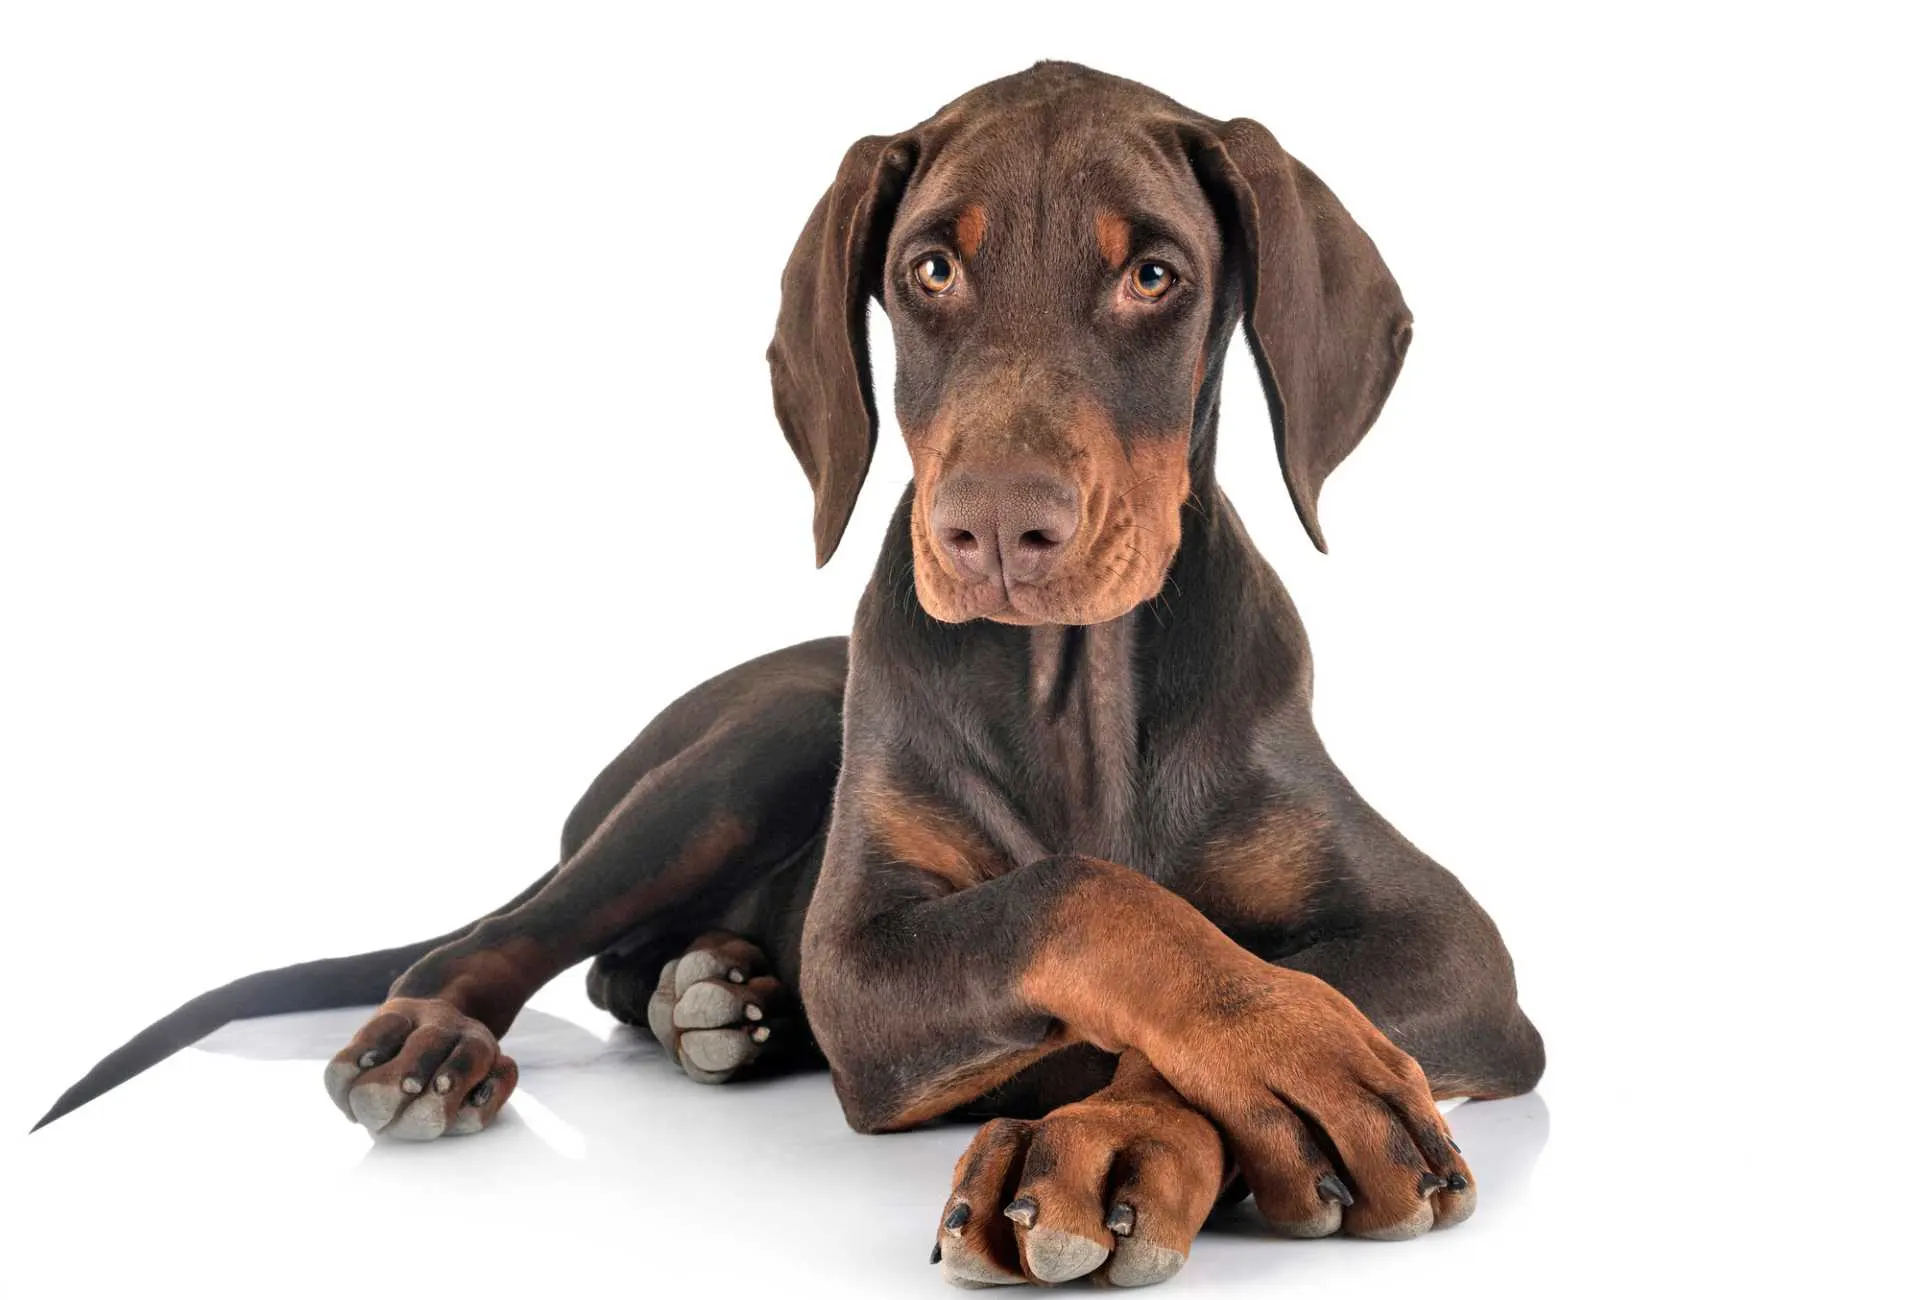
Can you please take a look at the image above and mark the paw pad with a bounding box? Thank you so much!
[643,932,790,1084]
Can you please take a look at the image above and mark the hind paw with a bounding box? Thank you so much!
[642,932,793,1083]
[323,998,516,1140]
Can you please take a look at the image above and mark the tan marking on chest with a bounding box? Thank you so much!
[863,785,1012,892]
[1188,805,1329,925]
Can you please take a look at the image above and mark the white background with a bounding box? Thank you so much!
[2,3,1914,1295]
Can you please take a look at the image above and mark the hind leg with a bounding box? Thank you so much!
[596,931,804,1082]
[325,639,845,1139]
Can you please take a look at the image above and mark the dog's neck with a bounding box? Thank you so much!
[853,447,1315,870]
[1021,618,1141,856]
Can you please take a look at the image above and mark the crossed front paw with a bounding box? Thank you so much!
[933,1087,1224,1288]
[1159,967,1474,1240]
[323,998,516,1140]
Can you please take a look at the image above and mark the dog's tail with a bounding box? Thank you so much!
[30,934,449,1133]
[31,870,557,1133]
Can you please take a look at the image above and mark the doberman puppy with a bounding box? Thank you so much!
[38,62,1543,1287]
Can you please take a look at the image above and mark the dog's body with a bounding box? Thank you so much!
[41,63,1542,1288]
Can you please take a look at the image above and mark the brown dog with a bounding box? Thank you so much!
[40,62,1543,1288]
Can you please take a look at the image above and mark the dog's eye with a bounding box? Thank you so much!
[914,253,957,295]
[1128,261,1175,300]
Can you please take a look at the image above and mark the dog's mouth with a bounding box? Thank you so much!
[907,508,1180,627]
[922,581,1125,629]
[902,420,1194,628]
[928,577,1079,627]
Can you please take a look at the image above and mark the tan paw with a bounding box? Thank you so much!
[1154,966,1474,1240]
[933,1088,1223,1288]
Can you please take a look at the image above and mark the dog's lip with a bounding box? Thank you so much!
[934,584,1135,628]
[1003,582,1058,619]
[954,592,1032,623]
[919,577,1050,625]
[976,581,1091,626]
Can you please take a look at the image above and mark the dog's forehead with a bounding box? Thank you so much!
[896,90,1216,260]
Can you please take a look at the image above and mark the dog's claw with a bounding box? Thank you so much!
[1316,1172,1355,1207]
[1106,1202,1136,1236]
[1004,1195,1038,1228]
[1447,1135,1462,1154]
[1445,1172,1469,1192]
[929,1239,943,1264]
[1417,1172,1447,1199]
[944,1203,971,1234]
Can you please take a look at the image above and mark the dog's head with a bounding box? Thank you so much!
[768,62,1411,626]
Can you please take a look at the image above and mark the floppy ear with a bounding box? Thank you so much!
[767,134,916,566]
[1193,118,1413,552]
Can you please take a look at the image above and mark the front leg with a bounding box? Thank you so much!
[1196,788,1548,1103]
[803,844,1474,1240]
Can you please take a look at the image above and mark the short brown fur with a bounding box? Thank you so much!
[40,65,1542,1286]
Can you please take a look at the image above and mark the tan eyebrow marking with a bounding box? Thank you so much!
[954,205,987,259]
[1094,210,1131,270]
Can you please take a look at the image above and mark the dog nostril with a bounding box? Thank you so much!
[942,528,978,554]
[1017,529,1062,552]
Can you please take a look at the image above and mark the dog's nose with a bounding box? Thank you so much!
[930,469,1080,587]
